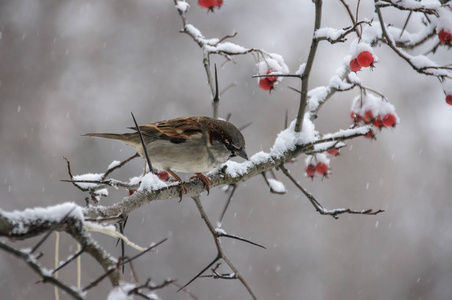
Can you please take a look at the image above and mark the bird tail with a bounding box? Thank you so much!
[83,132,135,143]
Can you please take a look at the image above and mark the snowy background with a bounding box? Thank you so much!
[1,0,452,299]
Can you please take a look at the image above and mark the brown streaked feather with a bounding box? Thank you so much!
[130,117,204,142]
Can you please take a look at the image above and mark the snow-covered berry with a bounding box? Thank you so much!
[259,78,274,91]
[198,0,223,10]
[357,51,374,67]
[350,59,362,72]
[315,162,328,176]
[438,29,452,44]
[327,149,339,156]
[373,117,384,128]
[305,164,316,178]
[382,113,397,127]
[364,129,375,139]
[362,110,373,123]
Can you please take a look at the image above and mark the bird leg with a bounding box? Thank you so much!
[166,169,187,201]
[190,173,212,195]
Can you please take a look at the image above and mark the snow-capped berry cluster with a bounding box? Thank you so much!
[259,68,278,91]
[305,153,330,178]
[351,93,399,138]
[349,42,376,72]
[257,55,289,92]
[198,0,223,10]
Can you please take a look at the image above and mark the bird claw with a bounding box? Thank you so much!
[178,184,187,202]
[190,173,212,195]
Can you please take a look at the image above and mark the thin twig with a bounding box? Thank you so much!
[178,196,258,299]
[52,246,85,274]
[295,0,323,132]
[131,112,153,172]
[213,64,220,119]
[219,184,237,224]
[0,242,84,300]
[103,153,140,179]
[279,164,384,219]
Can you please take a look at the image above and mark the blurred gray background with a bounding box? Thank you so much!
[1,0,452,299]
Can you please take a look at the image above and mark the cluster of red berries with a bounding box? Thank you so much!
[351,110,397,139]
[305,162,328,178]
[259,69,278,91]
[350,51,374,72]
[438,29,452,45]
[198,0,223,10]
[305,150,339,178]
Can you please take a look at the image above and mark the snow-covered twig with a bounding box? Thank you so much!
[279,165,384,219]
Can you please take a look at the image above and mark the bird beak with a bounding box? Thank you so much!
[235,148,248,160]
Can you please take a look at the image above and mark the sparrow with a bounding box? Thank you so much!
[84,116,248,197]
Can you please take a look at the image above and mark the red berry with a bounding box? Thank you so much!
[357,51,374,67]
[350,59,362,72]
[373,116,384,128]
[259,78,274,91]
[198,0,222,9]
[446,95,452,105]
[266,69,278,82]
[350,111,361,122]
[362,110,373,123]
[315,162,328,175]
[438,29,452,44]
[327,149,339,156]
[157,170,169,181]
[364,129,375,139]
[382,113,397,127]
[305,164,316,177]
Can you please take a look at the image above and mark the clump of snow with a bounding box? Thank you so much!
[308,86,329,111]
[213,41,248,53]
[271,117,318,157]
[72,173,103,189]
[361,22,382,44]
[315,27,346,40]
[0,202,84,235]
[313,141,346,152]
[250,151,272,165]
[129,175,143,186]
[268,178,286,194]
[138,173,168,192]
[442,80,452,95]
[256,53,290,84]
[349,40,377,62]
[107,160,121,171]
[323,126,372,139]
[175,1,189,13]
[95,188,109,197]
[215,227,227,235]
[435,7,452,32]
[351,93,399,123]
[222,160,253,178]
[107,284,136,300]
[184,24,204,40]
[296,63,306,75]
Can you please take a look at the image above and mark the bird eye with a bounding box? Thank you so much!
[225,143,234,151]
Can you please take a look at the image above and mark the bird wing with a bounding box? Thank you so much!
[129,117,205,144]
